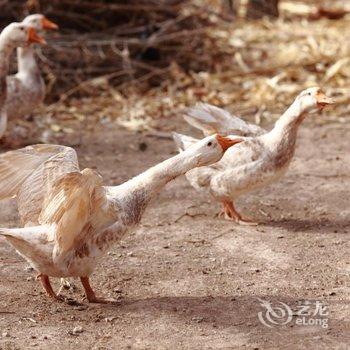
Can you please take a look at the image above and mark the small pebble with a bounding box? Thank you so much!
[72,326,84,335]
[74,305,88,311]
[192,316,204,323]
[2,332,10,338]
[66,299,82,306]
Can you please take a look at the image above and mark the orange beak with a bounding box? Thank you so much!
[41,17,59,30]
[27,27,46,45]
[216,134,243,152]
[316,90,334,109]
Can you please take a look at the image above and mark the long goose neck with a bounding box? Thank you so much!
[0,37,15,76]
[17,46,40,75]
[0,37,15,106]
[268,100,306,144]
[122,151,199,200]
[111,150,201,225]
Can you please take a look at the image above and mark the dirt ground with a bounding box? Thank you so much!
[0,114,349,350]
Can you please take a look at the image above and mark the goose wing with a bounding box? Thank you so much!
[0,144,79,225]
[172,132,199,151]
[186,137,266,194]
[185,103,265,137]
[38,168,106,261]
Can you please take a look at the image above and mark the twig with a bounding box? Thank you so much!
[145,131,173,140]
[172,212,207,224]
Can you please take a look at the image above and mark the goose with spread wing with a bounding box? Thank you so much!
[0,135,242,303]
[174,88,334,225]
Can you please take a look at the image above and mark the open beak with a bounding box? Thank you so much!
[316,91,334,109]
[42,17,59,30]
[216,134,244,152]
[27,27,46,45]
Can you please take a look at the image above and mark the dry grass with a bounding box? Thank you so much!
[7,1,350,140]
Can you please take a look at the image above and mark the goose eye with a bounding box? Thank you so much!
[19,27,24,31]
[207,141,212,147]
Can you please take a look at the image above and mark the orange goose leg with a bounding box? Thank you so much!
[220,200,258,226]
[38,274,64,301]
[80,277,119,304]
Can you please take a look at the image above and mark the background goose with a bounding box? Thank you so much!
[174,88,334,225]
[0,134,242,303]
[0,22,45,140]
[5,14,58,122]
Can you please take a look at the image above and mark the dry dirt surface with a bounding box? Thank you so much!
[0,118,349,350]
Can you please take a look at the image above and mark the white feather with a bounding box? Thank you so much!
[185,103,265,137]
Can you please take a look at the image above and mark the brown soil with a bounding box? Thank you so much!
[0,117,349,350]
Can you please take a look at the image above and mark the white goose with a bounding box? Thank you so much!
[0,22,45,139]
[0,135,242,303]
[5,14,58,121]
[174,88,333,225]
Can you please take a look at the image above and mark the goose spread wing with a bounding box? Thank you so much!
[172,132,199,151]
[0,144,79,224]
[38,168,105,259]
[185,103,265,137]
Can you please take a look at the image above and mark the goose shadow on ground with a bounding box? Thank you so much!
[95,294,349,347]
[265,218,350,233]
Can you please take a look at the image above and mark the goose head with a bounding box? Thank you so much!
[22,14,58,33]
[294,87,334,114]
[1,23,46,48]
[186,134,243,167]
